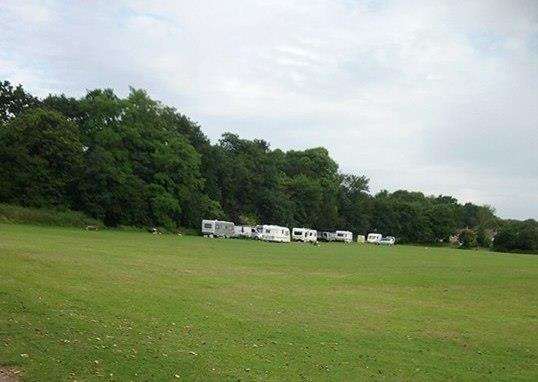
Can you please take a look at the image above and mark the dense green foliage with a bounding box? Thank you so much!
[1,80,535,251]
[0,203,100,227]
[0,108,83,208]
[0,80,39,124]
[1,224,537,380]
[494,219,538,254]
[459,228,478,249]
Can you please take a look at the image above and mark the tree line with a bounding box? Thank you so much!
[0,80,536,253]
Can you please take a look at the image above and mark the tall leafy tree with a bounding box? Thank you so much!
[339,174,371,234]
[76,88,208,228]
[0,80,40,124]
[0,108,83,208]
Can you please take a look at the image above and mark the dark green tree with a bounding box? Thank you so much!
[76,88,209,228]
[428,204,458,243]
[494,220,538,253]
[0,80,40,124]
[476,226,492,248]
[0,108,83,208]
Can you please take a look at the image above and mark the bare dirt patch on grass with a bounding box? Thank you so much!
[0,367,22,382]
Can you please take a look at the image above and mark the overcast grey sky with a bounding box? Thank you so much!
[1,0,537,219]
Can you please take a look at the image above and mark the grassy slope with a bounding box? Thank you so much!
[0,224,537,381]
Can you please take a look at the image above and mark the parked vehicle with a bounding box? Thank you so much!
[253,225,290,242]
[202,220,235,238]
[318,231,336,242]
[292,228,317,243]
[234,225,253,238]
[335,230,353,243]
[379,236,396,245]
[356,235,366,244]
[367,233,382,244]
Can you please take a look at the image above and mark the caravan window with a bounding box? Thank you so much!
[294,230,303,235]
[203,223,212,228]
[265,229,271,234]
[337,233,344,237]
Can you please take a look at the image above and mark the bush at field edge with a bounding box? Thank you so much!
[0,203,102,228]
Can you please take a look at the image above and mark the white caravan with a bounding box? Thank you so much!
[292,228,317,243]
[234,225,253,238]
[201,220,235,238]
[335,230,353,243]
[318,231,336,242]
[379,236,396,245]
[254,225,290,243]
[367,233,382,244]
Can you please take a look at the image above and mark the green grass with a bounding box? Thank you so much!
[1,224,537,381]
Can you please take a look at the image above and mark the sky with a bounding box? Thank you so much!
[1,0,537,219]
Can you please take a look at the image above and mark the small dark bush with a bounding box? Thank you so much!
[459,229,478,249]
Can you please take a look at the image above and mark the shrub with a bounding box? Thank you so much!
[459,229,478,249]
[494,220,538,254]
[0,203,101,228]
[476,227,492,248]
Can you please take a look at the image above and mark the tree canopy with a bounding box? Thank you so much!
[2,80,534,253]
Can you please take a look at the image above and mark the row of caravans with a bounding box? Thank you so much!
[201,220,354,243]
[291,228,354,243]
[202,220,290,242]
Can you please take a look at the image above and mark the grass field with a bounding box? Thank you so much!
[1,224,537,381]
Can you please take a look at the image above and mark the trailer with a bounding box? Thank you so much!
[254,225,290,243]
[367,233,382,244]
[379,236,396,245]
[234,225,253,238]
[335,230,353,243]
[292,228,317,243]
[201,219,235,238]
[318,231,336,242]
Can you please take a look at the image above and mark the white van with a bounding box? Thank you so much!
[234,225,253,238]
[367,233,382,244]
[202,220,235,238]
[254,225,290,243]
[292,228,317,243]
[335,230,353,243]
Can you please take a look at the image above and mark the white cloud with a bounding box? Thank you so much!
[0,0,537,218]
